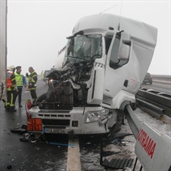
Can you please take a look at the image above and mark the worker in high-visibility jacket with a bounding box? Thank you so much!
[5,65,18,112]
[26,66,38,102]
[15,66,27,107]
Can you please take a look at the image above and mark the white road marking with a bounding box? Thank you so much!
[67,137,81,171]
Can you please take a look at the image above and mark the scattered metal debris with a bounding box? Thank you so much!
[10,124,27,134]
[100,133,134,170]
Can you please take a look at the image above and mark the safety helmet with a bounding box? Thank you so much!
[8,65,15,71]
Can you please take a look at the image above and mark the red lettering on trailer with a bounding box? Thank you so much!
[137,129,156,158]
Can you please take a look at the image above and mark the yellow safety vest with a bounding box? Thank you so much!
[15,73,23,87]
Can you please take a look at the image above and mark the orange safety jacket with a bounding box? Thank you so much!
[6,71,13,88]
[6,71,16,91]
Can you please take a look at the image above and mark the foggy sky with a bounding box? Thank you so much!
[7,0,170,75]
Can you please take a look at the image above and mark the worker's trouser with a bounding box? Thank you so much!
[15,87,23,106]
[5,90,16,111]
[30,88,37,102]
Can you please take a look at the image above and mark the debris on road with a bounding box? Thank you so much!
[10,124,27,134]
[100,133,134,170]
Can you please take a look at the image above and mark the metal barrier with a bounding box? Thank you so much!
[152,74,171,84]
[136,87,171,118]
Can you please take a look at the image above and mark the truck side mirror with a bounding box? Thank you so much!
[121,32,131,44]
[118,32,131,60]
[118,44,130,60]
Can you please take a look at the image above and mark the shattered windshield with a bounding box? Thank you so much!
[64,34,102,64]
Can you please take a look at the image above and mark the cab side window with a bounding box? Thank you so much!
[110,36,120,65]
[105,37,112,55]
[109,33,131,69]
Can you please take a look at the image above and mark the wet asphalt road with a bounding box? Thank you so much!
[0,80,69,171]
[0,79,106,171]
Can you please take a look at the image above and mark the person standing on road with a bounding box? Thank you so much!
[15,66,27,107]
[26,67,38,102]
[5,65,18,112]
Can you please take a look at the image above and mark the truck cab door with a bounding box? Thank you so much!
[103,31,132,108]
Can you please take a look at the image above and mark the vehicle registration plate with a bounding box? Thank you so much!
[44,128,65,134]
[27,118,42,131]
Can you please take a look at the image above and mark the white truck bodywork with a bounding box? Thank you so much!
[72,14,157,109]
[135,122,171,171]
[27,13,157,135]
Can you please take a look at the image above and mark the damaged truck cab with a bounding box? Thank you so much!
[26,13,157,135]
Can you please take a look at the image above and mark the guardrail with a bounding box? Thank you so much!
[152,74,171,84]
[136,87,171,118]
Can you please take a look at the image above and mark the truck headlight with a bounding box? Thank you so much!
[85,109,109,123]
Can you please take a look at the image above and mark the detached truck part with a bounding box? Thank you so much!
[26,13,157,135]
[125,105,171,171]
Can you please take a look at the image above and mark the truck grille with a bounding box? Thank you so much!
[38,113,71,117]
[42,119,70,126]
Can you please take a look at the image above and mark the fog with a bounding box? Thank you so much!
[7,1,170,75]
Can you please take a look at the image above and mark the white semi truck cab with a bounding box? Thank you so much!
[26,13,157,135]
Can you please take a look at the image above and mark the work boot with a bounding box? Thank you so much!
[11,109,17,112]
[10,107,17,113]
[5,106,10,111]
[19,100,22,107]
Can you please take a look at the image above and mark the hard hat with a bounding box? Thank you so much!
[8,65,15,71]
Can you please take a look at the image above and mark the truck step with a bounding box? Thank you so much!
[101,158,134,169]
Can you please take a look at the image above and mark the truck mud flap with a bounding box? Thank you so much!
[100,133,134,170]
